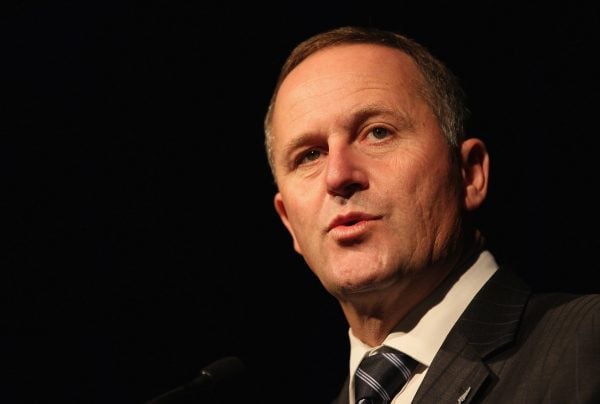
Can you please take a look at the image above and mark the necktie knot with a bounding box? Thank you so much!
[354,346,418,404]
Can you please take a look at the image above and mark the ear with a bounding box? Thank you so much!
[273,192,303,254]
[460,138,490,211]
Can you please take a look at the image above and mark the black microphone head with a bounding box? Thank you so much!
[194,356,245,386]
[146,356,246,403]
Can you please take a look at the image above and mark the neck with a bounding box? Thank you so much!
[342,232,485,347]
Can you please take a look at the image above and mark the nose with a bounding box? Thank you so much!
[325,145,368,199]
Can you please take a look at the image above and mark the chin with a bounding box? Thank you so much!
[327,272,393,298]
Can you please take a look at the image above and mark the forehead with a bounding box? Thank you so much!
[277,43,423,102]
[271,43,426,133]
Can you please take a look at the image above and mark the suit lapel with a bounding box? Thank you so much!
[413,267,531,403]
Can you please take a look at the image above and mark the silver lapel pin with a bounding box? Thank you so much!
[457,386,472,403]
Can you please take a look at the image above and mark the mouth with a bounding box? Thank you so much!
[327,212,380,232]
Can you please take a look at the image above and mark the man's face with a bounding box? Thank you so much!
[270,44,465,298]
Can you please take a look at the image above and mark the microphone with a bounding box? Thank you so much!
[145,356,246,403]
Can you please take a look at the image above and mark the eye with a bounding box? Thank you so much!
[368,126,392,140]
[297,149,322,166]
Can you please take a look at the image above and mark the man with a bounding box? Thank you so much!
[263,26,599,403]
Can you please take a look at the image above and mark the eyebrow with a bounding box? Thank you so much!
[360,102,414,121]
[353,104,404,124]
[280,132,321,167]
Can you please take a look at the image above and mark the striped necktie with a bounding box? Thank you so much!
[354,346,418,404]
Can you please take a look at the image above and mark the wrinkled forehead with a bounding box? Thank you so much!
[281,43,423,96]
[271,43,427,131]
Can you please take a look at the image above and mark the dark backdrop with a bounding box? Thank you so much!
[4,2,600,403]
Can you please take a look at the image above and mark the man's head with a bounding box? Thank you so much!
[264,26,469,180]
[265,26,488,311]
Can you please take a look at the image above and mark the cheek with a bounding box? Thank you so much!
[398,157,460,225]
[422,172,463,241]
[281,190,318,235]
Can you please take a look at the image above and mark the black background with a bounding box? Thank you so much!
[4,1,600,403]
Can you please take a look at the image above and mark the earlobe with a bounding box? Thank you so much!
[460,138,490,211]
[273,193,303,254]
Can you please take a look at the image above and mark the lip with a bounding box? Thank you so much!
[327,212,381,237]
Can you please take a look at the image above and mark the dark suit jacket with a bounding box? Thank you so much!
[332,267,600,403]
